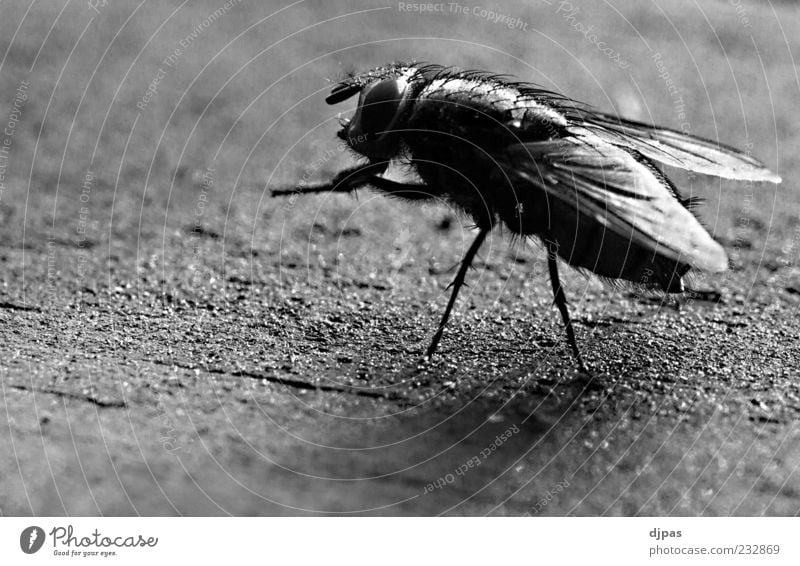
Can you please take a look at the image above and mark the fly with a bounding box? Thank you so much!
[272,62,782,372]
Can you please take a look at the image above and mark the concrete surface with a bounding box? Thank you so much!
[0,0,798,516]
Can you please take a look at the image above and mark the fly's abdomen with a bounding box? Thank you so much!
[544,198,688,292]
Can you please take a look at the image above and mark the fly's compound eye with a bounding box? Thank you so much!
[357,78,406,136]
[346,78,408,152]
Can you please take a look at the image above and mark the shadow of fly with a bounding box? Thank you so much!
[272,62,781,372]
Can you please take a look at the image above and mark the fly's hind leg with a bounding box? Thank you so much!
[545,239,590,373]
[425,227,490,358]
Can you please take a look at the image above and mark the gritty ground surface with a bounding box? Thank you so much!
[0,1,799,516]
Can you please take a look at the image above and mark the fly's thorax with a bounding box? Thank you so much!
[407,78,568,149]
[420,78,523,110]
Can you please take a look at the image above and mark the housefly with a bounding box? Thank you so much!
[272,62,781,371]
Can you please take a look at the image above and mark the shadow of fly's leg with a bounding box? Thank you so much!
[545,239,589,373]
[425,227,490,358]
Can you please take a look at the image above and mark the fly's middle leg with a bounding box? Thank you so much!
[424,227,490,359]
[545,238,590,374]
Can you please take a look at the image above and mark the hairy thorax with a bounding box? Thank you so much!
[402,78,567,227]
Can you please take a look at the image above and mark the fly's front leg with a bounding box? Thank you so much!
[271,162,389,197]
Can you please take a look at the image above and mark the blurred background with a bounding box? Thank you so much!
[0,0,797,516]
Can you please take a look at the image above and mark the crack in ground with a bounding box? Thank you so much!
[0,301,40,312]
[9,384,127,408]
[146,359,395,401]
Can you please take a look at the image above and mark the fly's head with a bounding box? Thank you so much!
[326,63,420,160]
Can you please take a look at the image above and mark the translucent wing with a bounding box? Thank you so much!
[502,134,728,272]
[567,112,781,183]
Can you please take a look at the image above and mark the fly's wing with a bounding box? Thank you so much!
[569,113,781,183]
[502,134,728,272]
